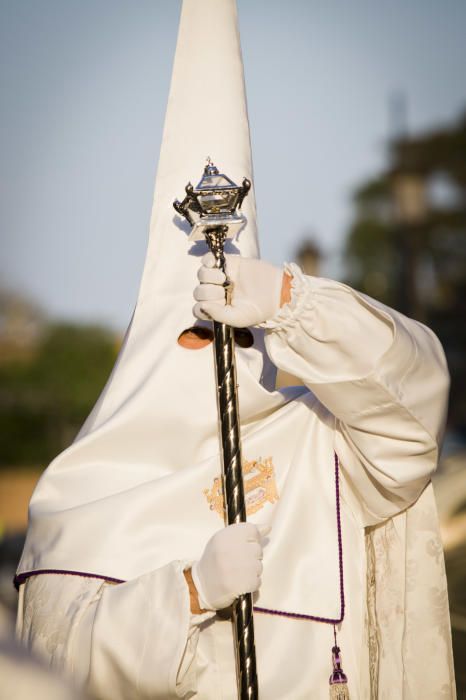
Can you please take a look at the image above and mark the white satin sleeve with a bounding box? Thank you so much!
[262,263,450,525]
[17,564,214,700]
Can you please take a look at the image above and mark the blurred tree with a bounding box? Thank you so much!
[0,321,119,468]
[0,290,44,363]
[344,113,466,430]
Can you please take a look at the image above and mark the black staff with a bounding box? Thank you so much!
[174,161,258,700]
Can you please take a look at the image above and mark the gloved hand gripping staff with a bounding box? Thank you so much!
[174,161,258,700]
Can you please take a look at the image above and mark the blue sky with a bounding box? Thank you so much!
[1,0,465,329]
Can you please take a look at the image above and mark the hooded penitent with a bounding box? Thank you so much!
[16,8,457,695]
[16,3,457,697]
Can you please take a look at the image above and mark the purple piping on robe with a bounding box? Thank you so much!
[15,454,345,626]
[254,452,345,624]
[14,569,124,590]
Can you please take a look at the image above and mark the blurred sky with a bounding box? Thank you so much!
[1,0,465,330]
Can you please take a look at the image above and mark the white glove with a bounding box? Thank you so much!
[193,253,284,327]
[191,522,270,611]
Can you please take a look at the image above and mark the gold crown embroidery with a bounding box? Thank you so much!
[204,457,279,519]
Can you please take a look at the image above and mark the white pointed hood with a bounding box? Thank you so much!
[140,0,259,305]
[17,0,288,584]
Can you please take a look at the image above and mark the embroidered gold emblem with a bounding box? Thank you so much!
[204,457,279,519]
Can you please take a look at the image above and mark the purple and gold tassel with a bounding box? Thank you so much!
[329,627,350,699]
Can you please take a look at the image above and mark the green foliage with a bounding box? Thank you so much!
[35,324,117,418]
[0,323,118,468]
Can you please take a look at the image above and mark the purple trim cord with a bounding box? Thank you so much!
[253,452,345,625]
[14,569,124,591]
[15,454,345,626]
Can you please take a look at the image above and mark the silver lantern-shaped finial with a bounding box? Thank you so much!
[174,159,251,241]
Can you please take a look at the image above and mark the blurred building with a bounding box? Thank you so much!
[344,112,466,432]
[294,239,322,277]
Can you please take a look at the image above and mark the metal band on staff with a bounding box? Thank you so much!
[174,162,258,700]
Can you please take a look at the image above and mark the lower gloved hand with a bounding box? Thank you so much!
[191,522,270,611]
[193,253,284,327]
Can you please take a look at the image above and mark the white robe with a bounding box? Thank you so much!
[17,269,455,699]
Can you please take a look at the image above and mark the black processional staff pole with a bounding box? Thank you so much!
[174,160,258,700]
